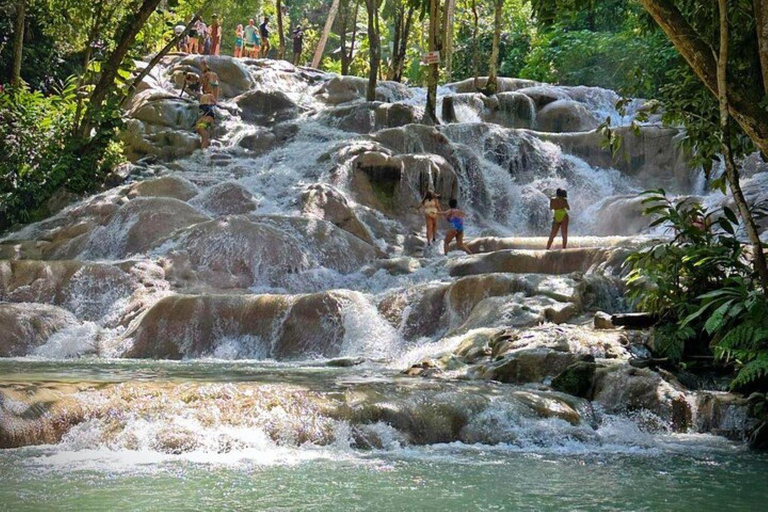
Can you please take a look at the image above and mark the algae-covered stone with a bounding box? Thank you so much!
[551,360,597,399]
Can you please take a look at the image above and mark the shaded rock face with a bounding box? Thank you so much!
[0,303,78,356]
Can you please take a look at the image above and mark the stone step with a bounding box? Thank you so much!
[467,235,641,254]
[447,247,624,277]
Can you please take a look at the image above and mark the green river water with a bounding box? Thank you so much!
[1,360,767,511]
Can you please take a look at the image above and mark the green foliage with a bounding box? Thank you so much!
[625,190,768,391]
[0,81,124,230]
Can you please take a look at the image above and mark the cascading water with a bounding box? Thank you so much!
[2,55,767,509]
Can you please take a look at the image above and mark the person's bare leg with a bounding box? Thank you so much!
[430,216,438,242]
[457,232,472,254]
[546,222,560,250]
[561,216,569,249]
[444,230,456,255]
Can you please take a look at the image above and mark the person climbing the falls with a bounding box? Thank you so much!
[201,61,220,101]
[259,16,271,58]
[234,24,245,58]
[210,14,222,56]
[418,191,441,246]
[195,93,216,150]
[181,71,202,98]
[244,19,260,58]
[292,25,304,66]
[546,188,570,250]
[442,199,472,255]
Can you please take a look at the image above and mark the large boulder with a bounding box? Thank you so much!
[160,215,377,289]
[174,55,255,98]
[536,99,599,133]
[479,348,584,384]
[128,92,198,130]
[447,248,611,277]
[0,303,79,357]
[491,92,537,129]
[121,293,290,359]
[82,197,210,259]
[0,260,139,321]
[121,118,201,161]
[192,181,259,216]
[127,175,199,201]
[235,89,299,125]
[301,184,374,245]
[319,102,419,133]
[237,127,277,155]
[121,290,366,360]
[313,76,412,105]
[592,365,691,430]
[455,294,578,333]
[537,125,692,191]
[446,77,540,94]
[349,151,458,228]
[515,86,570,109]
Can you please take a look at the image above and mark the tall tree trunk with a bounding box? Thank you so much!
[486,0,503,95]
[755,0,768,94]
[639,0,768,157]
[717,0,768,292]
[73,0,106,134]
[387,2,403,81]
[425,0,439,123]
[11,0,25,86]
[79,0,163,138]
[348,1,360,74]
[339,0,350,74]
[471,0,481,90]
[396,6,414,82]
[122,14,202,107]
[364,0,380,101]
[442,0,456,81]
[312,0,341,69]
[387,2,413,82]
[276,0,286,60]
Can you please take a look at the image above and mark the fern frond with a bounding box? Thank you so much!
[731,354,768,390]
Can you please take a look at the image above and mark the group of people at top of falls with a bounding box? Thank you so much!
[176,13,306,67]
[419,188,569,255]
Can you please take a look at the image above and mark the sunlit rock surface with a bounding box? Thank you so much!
[2,56,764,454]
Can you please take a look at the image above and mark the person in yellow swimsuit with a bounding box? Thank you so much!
[418,191,441,246]
[546,188,570,250]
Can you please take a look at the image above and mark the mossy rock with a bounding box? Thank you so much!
[551,360,597,399]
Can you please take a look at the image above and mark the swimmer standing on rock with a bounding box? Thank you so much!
[442,199,472,255]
